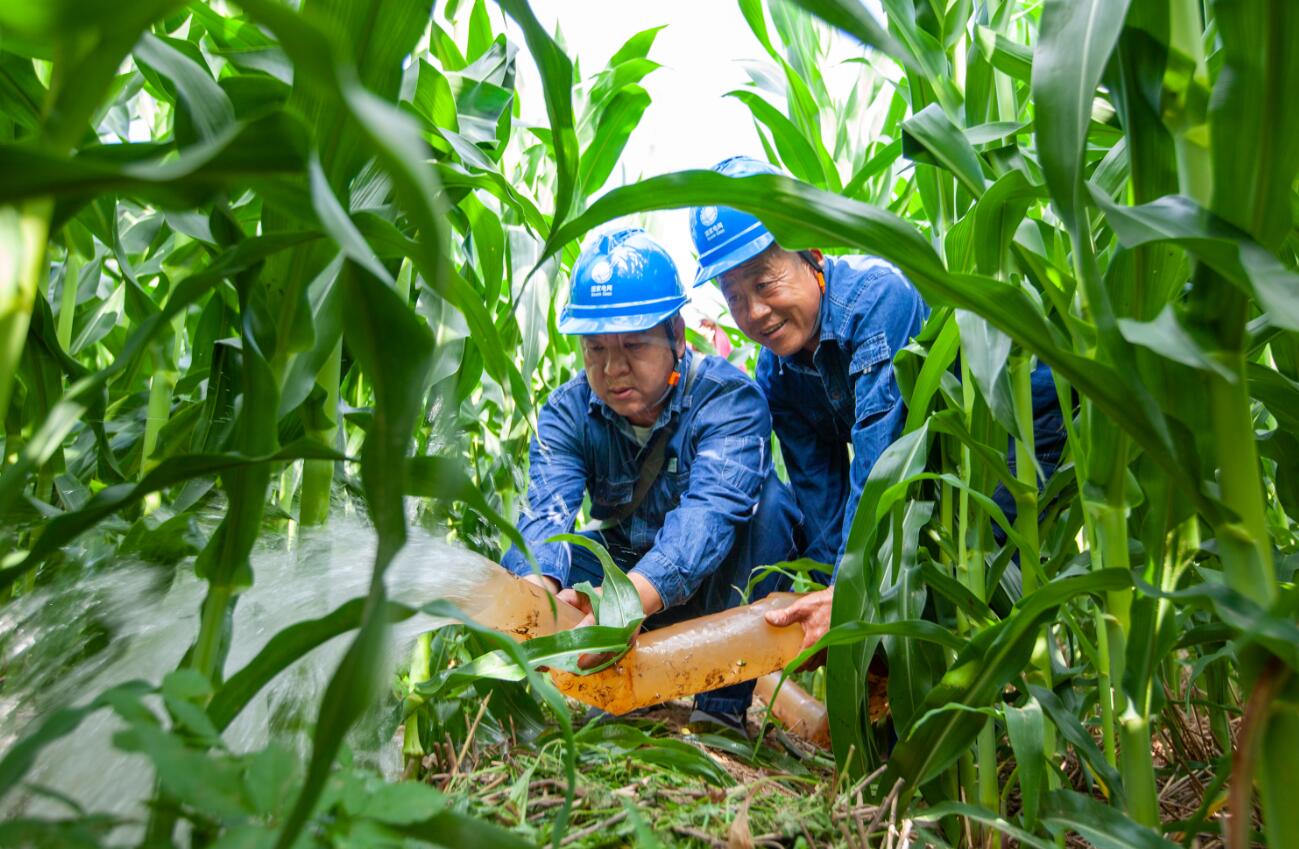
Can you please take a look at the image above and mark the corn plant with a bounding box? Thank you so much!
[539,0,1299,846]
[0,0,661,845]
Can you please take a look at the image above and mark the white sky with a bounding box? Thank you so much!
[498,1,881,322]
[500,0,764,320]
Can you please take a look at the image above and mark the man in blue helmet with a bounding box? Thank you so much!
[689,156,1067,655]
[501,227,801,732]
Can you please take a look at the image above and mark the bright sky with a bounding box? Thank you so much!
[498,1,765,320]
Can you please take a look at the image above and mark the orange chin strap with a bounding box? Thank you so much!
[816,269,826,292]
[667,369,680,387]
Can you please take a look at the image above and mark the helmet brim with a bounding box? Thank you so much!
[557,298,687,335]
[692,230,776,287]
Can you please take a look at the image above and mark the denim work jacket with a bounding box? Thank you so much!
[501,350,775,609]
[756,255,929,571]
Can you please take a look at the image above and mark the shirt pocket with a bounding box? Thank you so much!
[850,331,897,422]
[590,474,635,519]
[665,468,691,501]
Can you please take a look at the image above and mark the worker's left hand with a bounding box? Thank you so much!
[558,573,662,670]
[764,586,833,670]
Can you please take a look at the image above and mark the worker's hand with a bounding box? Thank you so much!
[521,573,561,595]
[764,586,834,670]
[557,573,663,670]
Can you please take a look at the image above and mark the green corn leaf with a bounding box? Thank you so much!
[271,261,437,849]
[1248,362,1299,434]
[953,309,1022,443]
[208,597,413,732]
[0,52,46,133]
[829,424,930,770]
[133,32,235,144]
[497,0,579,227]
[974,25,1033,83]
[727,89,827,186]
[917,801,1056,849]
[1004,696,1046,829]
[789,618,966,671]
[1118,305,1236,382]
[1041,789,1179,849]
[918,560,998,627]
[0,112,309,207]
[1033,0,1130,232]
[609,24,665,67]
[902,309,960,432]
[1205,0,1299,252]
[970,170,1045,277]
[1094,191,1299,333]
[579,84,651,196]
[550,533,646,635]
[881,500,938,735]
[900,104,987,198]
[1030,685,1126,807]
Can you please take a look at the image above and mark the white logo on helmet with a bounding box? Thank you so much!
[699,206,718,226]
[589,259,613,286]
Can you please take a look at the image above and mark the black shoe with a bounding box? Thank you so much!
[581,705,653,727]
[581,706,613,726]
[688,707,749,738]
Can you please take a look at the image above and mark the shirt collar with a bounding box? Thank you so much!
[586,347,695,435]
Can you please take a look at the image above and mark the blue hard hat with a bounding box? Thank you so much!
[558,227,688,335]
[689,156,781,287]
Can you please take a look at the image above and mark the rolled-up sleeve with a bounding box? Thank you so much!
[501,388,588,585]
[630,378,772,610]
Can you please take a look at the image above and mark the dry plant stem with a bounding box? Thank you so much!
[453,691,493,774]
[672,825,727,848]
[862,777,904,840]
[555,810,626,846]
[1229,658,1281,849]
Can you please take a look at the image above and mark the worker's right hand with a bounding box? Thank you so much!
[555,586,590,614]
[764,586,833,670]
[554,586,645,671]
[521,573,561,595]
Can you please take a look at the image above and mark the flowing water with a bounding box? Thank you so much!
[0,516,500,826]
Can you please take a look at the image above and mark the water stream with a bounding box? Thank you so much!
[0,516,498,825]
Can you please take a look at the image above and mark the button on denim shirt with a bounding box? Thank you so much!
[502,350,776,610]
[756,255,929,571]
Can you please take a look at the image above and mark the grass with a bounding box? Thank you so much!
[415,700,847,849]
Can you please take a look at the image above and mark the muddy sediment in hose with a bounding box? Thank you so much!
[547,593,806,715]
[472,566,809,715]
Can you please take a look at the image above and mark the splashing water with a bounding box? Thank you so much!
[0,516,502,824]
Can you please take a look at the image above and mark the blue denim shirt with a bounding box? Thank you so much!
[502,350,776,609]
[756,255,929,571]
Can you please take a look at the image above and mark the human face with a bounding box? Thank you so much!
[717,247,823,358]
[580,319,685,427]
